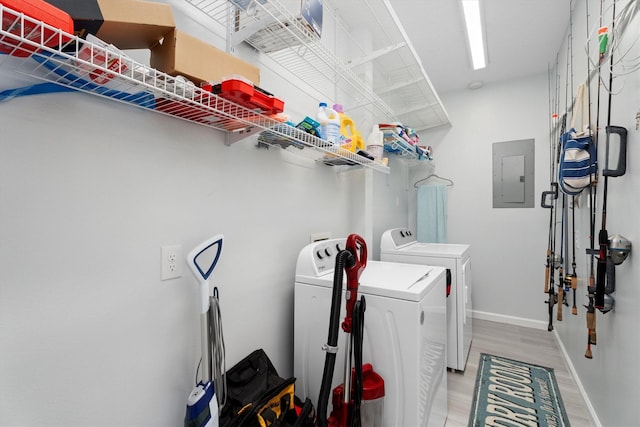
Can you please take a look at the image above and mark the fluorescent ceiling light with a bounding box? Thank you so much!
[462,0,486,70]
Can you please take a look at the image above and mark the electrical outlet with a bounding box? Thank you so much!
[161,245,182,280]
[310,232,331,242]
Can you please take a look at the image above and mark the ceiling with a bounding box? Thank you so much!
[388,0,571,94]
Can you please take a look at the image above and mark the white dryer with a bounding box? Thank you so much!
[381,228,472,372]
[294,238,448,427]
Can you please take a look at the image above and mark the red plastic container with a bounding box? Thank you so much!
[204,78,285,115]
[0,0,74,57]
[331,363,385,426]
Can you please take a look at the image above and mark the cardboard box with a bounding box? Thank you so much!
[45,0,175,50]
[150,29,260,86]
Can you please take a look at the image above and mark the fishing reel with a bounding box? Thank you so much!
[560,275,572,304]
[545,290,557,306]
[598,294,615,314]
[609,234,631,265]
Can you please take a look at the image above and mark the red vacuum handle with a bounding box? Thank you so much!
[342,234,367,333]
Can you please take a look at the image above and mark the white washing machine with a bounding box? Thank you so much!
[294,237,447,427]
[381,228,472,372]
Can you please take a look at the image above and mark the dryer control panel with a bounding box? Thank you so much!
[381,228,417,250]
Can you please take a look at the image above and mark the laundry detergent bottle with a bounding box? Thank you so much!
[317,102,341,145]
[333,103,364,153]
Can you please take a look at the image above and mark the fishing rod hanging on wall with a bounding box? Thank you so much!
[579,0,633,358]
[543,0,636,348]
[567,1,579,319]
[541,53,561,332]
[593,0,631,316]
[557,33,570,324]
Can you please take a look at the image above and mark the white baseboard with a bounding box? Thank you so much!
[553,330,602,427]
[472,310,548,330]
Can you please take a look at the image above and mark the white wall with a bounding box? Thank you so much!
[0,92,347,426]
[370,159,413,261]
[417,73,551,326]
[0,3,413,426]
[548,1,640,425]
[418,0,640,424]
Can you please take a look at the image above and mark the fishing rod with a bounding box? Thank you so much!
[543,183,557,295]
[546,55,563,332]
[563,198,571,314]
[558,31,576,323]
[557,50,567,324]
[567,1,579,317]
[557,191,565,322]
[548,193,558,332]
[571,195,578,315]
[585,0,599,359]
[544,65,552,296]
[543,65,558,298]
[596,0,619,315]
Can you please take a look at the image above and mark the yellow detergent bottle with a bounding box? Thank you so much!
[333,104,364,153]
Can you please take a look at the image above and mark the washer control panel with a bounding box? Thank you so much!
[312,239,346,274]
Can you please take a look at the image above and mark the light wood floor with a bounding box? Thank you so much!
[444,319,596,427]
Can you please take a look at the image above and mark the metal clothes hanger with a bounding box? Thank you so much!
[413,173,454,188]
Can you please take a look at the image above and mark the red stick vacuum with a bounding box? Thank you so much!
[317,234,374,427]
[332,234,367,427]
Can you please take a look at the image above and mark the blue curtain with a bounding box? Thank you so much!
[417,185,447,243]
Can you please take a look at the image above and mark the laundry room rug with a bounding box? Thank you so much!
[468,353,570,427]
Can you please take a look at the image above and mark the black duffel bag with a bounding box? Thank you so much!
[220,349,314,427]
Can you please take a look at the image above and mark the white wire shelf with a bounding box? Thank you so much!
[0,4,388,173]
[382,132,431,161]
[184,0,450,133]
[256,123,389,169]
